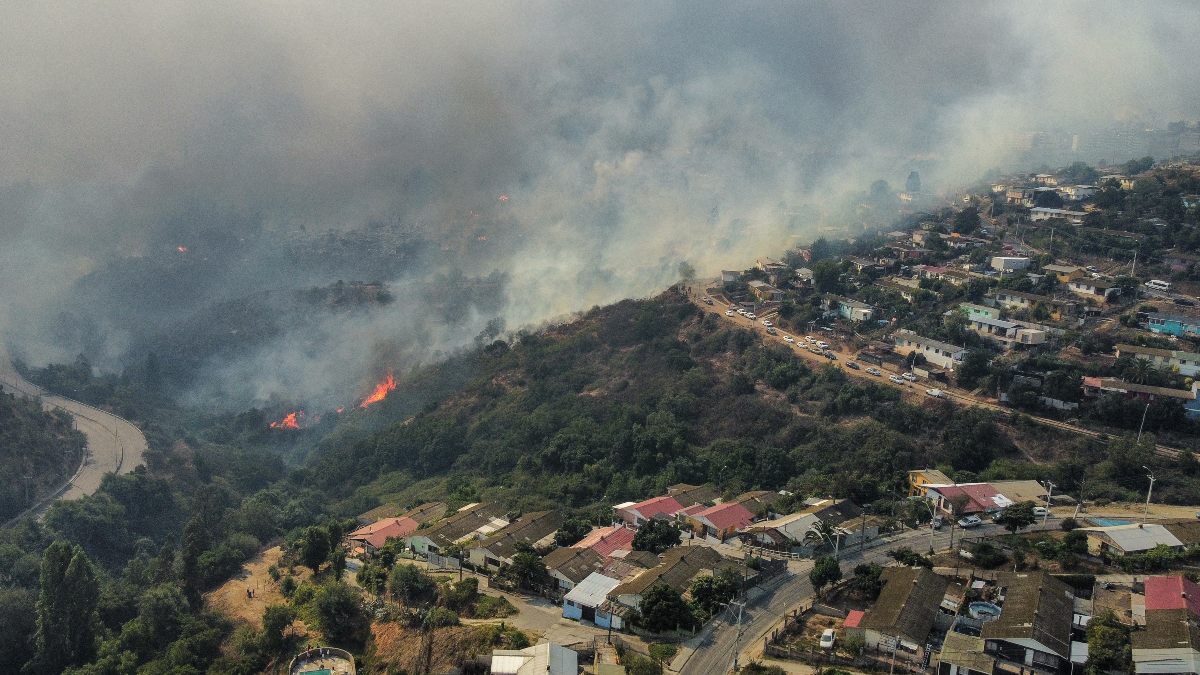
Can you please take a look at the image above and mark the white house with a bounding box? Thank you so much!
[1116,343,1200,377]
[893,329,967,370]
[1030,207,1086,224]
[990,257,1031,273]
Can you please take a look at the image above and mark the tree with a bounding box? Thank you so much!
[809,555,842,596]
[689,568,740,618]
[554,518,592,547]
[1059,162,1100,185]
[636,584,696,633]
[956,350,990,390]
[677,261,696,283]
[994,501,1037,534]
[1123,156,1154,175]
[0,588,36,673]
[1086,612,1131,674]
[953,206,980,234]
[388,564,437,607]
[28,541,99,673]
[813,259,843,294]
[803,520,841,556]
[632,519,681,555]
[313,583,370,647]
[260,605,296,655]
[298,526,331,574]
[502,550,551,590]
[330,548,346,581]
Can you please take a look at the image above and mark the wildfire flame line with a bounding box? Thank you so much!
[270,411,303,429]
[360,372,397,408]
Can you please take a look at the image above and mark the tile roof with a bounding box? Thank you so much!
[931,483,1010,513]
[1132,608,1200,653]
[574,525,636,558]
[859,567,949,645]
[417,502,507,549]
[610,546,723,598]
[667,483,719,507]
[844,610,865,628]
[1145,576,1200,616]
[983,572,1074,659]
[472,511,564,560]
[694,501,755,531]
[347,516,420,549]
[542,547,605,585]
[937,632,996,674]
[627,495,685,520]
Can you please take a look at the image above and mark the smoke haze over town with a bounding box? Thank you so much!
[3,1,1199,409]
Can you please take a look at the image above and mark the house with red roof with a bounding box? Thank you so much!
[1145,575,1200,616]
[926,483,1013,516]
[613,495,685,527]
[347,516,420,557]
[574,525,636,559]
[688,501,755,541]
[1134,576,1200,674]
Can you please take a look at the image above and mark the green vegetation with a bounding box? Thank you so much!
[809,555,842,595]
[632,519,681,554]
[0,392,86,522]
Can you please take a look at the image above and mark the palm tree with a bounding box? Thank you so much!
[804,520,842,559]
[1128,357,1153,384]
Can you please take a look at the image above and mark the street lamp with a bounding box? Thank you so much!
[1137,402,1151,443]
[1043,481,1056,525]
[1142,466,1156,524]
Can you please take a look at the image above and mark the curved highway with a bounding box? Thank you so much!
[0,347,147,524]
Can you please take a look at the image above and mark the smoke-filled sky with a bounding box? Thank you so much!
[2,1,1199,408]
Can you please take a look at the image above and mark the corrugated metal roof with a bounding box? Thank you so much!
[563,572,621,608]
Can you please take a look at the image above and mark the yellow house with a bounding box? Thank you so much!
[908,468,953,497]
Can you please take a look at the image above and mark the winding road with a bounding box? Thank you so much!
[1,347,147,525]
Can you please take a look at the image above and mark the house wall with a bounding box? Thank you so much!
[562,600,584,621]
[409,536,435,555]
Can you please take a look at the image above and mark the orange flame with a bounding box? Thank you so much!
[360,372,397,408]
[270,411,303,429]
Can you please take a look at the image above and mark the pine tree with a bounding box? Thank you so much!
[27,541,98,673]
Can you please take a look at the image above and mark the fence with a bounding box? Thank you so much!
[427,552,461,570]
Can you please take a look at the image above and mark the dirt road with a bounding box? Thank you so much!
[0,347,147,524]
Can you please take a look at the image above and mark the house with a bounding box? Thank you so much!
[825,295,875,322]
[667,483,720,507]
[858,567,950,652]
[1034,174,1058,187]
[1042,264,1085,282]
[740,511,823,548]
[757,257,788,275]
[990,256,1031,273]
[1006,187,1036,207]
[891,244,932,260]
[721,270,741,284]
[1116,343,1200,377]
[543,546,606,591]
[355,500,448,525]
[562,572,624,628]
[490,642,577,675]
[1081,377,1200,416]
[573,525,636,559]
[1133,608,1200,674]
[733,490,783,517]
[1068,277,1120,301]
[1079,523,1184,557]
[893,329,967,370]
[926,483,1012,517]
[937,631,996,675]
[795,267,815,286]
[747,280,784,303]
[346,517,421,557]
[909,468,955,497]
[1147,312,1200,338]
[989,289,1078,319]
[960,303,1002,321]
[989,480,1050,504]
[981,572,1075,673]
[917,265,971,287]
[688,501,756,541]
[467,510,563,570]
[1134,576,1200,674]
[958,313,1047,348]
[875,278,917,302]
[614,495,685,527]
[608,547,724,612]
[408,503,508,556]
[1060,185,1098,201]
[1030,208,1086,224]
[849,256,879,272]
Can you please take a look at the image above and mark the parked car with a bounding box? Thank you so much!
[736,308,746,315]
[817,341,829,349]
[845,361,860,370]
[783,335,795,343]
[1033,506,1049,517]
[931,516,944,530]
[889,375,906,384]
[746,313,758,320]
[901,372,917,381]
[805,336,817,343]
[824,351,837,360]
[762,319,773,327]
[704,297,714,305]
[926,388,944,398]
[766,326,777,335]
[820,629,836,650]
[958,515,982,528]
[866,367,882,376]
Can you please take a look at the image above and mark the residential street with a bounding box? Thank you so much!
[676,520,1029,674]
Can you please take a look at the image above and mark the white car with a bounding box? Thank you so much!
[817,341,829,349]
[820,629,836,650]
[783,335,795,343]
[958,515,982,528]
[736,308,747,315]
[1033,506,1050,517]
[866,367,882,376]
[805,336,816,343]
[725,309,735,317]
[762,319,773,327]
[746,313,758,320]
[926,388,944,398]
[901,372,917,381]
[889,375,906,384]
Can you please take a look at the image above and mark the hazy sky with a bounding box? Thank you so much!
[2,1,1198,406]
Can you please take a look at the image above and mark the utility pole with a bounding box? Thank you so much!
[1137,402,1151,443]
[1132,249,1138,277]
[730,600,746,672]
[1043,481,1056,525]
[1143,466,1156,524]
[1049,227,1054,255]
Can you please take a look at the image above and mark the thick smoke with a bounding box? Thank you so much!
[2,2,1198,408]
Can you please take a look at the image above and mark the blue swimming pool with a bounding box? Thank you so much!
[1090,518,1132,527]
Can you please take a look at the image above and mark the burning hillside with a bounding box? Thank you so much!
[360,372,397,408]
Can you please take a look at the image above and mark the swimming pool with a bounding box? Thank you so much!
[1090,517,1132,527]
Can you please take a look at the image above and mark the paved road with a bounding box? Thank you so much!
[0,347,147,524]
[678,520,1025,675]
[688,281,1184,458]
